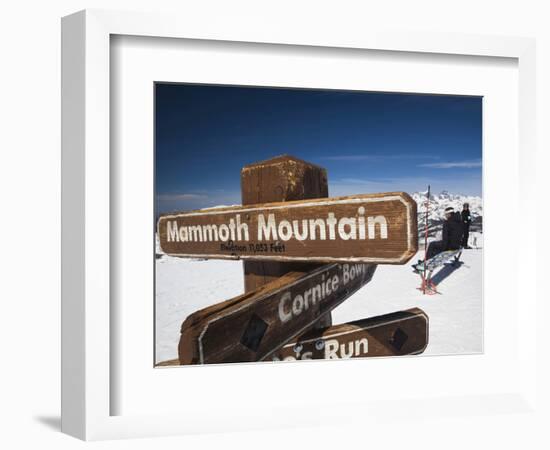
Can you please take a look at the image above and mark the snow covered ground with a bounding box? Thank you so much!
[155,243,483,364]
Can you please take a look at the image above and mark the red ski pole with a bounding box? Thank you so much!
[422,185,431,293]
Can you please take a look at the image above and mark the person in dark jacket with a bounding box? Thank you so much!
[461,203,472,248]
[425,206,464,260]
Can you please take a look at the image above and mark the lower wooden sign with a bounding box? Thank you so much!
[271,308,429,361]
[178,263,377,364]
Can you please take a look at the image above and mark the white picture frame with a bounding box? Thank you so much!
[61,9,538,441]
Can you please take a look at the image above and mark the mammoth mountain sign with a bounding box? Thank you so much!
[158,192,417,264]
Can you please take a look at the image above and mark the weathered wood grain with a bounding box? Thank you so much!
[178,263,377,364]
[241,155,332,327]
[271,308,429,360]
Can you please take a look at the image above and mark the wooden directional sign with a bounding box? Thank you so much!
[178,263,376,364]
[271,308,429,361]
[158,192,418,264]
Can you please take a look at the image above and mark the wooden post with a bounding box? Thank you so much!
[241,155,332,326]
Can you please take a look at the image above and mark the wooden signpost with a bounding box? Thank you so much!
[158,192,417,264]
[240,156,333,327]
[155,155,427,366]
[178,263,376,364]
[271,308,429,361]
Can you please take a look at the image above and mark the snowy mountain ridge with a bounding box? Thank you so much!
[411,190,482,220]
[411,190,483,238]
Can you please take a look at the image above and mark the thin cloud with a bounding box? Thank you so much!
[418,160,482,169]
[321,154,439,162]
[330,174,481,197]
[339,177,390,185]
[156,190,242,215]
[157,193,208,201]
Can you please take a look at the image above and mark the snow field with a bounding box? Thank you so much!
[155,248,482,363]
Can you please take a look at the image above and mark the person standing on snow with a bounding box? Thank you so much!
[461,202,472,249]
[425,206,464,260]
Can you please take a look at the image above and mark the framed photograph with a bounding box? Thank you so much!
[154,84,480,367]
[62,9,537,441]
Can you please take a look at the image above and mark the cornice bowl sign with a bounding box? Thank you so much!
[158,192,418,264]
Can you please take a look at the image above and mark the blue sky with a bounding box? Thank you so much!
[155,83,482,213]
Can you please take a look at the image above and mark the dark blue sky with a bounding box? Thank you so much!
[155,83,482,213]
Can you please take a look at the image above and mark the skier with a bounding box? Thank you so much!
[461,202,472,249]
[424,206,464,261]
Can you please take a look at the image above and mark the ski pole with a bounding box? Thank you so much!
[423,185,430,293]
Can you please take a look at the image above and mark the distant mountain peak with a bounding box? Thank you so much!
[411,190,483,237]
